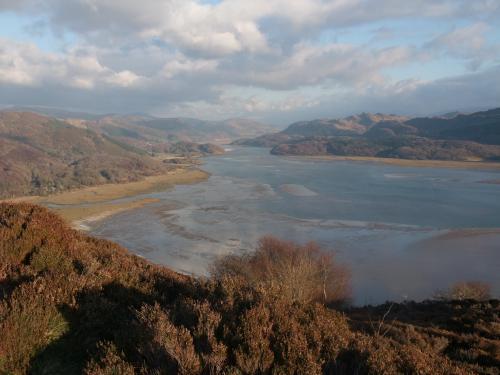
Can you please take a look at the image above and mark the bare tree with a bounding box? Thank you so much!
[212,236,350,305]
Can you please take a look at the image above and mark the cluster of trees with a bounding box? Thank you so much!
[0,203,498,374]
[270,136,500,161]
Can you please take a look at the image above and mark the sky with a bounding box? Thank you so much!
[1,0,500,125]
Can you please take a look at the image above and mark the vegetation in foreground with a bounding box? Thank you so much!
[0,203,499,374]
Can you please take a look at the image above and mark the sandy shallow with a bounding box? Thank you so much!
[279,184,318,196]
[64,198,161,230]
[2,168,209,228]
[38,169,208,205]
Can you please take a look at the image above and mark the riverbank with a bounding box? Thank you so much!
[2,167,209,229]
[291,155,500,169]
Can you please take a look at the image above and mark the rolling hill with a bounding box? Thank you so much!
[405,108,500,144]
[282,113,408,137]
[0,112,169,198]
[3,107,275,145]
[84,116,275,146]
[235,108,500,161]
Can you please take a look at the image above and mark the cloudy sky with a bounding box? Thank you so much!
[1,0,500,124]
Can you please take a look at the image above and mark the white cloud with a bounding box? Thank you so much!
[162,54,218,79]
[8,0,498,56]
[428,23,489,57]
[105,70,141,87]
[0,38,60,86]
[0,0,499,121]
[229,43,415,90]
[0,38,144,89]
[425,22,500,71]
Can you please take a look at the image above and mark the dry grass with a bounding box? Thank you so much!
[6,168,209,205]
[2,168,209,228]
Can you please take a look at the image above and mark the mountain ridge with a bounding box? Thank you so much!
[2,106,275,144]
[234,108,500,161]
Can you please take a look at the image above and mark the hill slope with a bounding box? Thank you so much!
[4,107,275,145]
[235,109,500,161]
[283,113,408,137]
[0,112,168,198]
[0,203,498,374]
[406,108,500,144]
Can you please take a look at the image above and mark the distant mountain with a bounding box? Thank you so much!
[0,112,169,198]
[234,113,410,147]
[2,106,109,121]
[406,108,500,144]
[282,113,408,137]
[124,117,272,144]
[5,107,274,145]
[436,111,463,119]
[235,108,500,161]
[363,121,419,139]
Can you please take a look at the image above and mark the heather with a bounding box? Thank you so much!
[0,203,498,374]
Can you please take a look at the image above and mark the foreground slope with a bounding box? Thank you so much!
[0,203,498,374]
[0,112,170,198]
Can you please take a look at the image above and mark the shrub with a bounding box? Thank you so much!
[84,342,135,375]
[136,303,201,374]
[436,281,491,301]
[0,282,69,373]
[211,236,350,305]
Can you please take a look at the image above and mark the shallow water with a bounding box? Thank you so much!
[91,147,500,304]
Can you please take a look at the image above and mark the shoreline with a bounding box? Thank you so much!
[2,167,210,229]
[285,154,500,169]
[63,198,162,231]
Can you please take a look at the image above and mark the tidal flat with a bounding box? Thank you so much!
[88,147,500,304]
